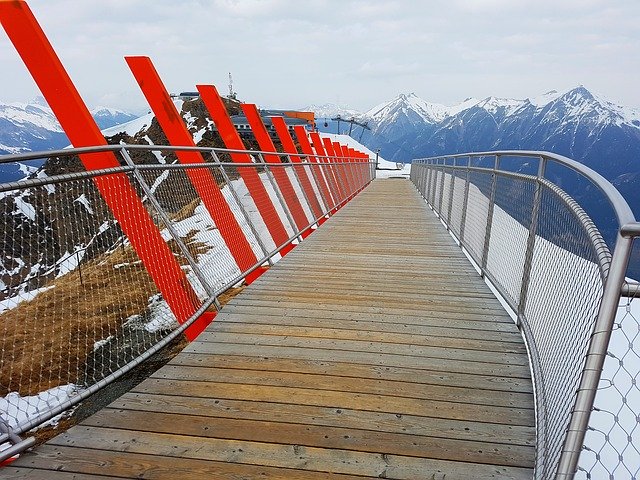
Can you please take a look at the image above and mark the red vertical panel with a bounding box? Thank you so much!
[197,85,290,248]
[334,142,354,196]
[322,138,347,202]
[310,133,342,206]
[125,58,260,282]
[348,147,363,191]
[290,124,335,213]
[0,2,206,338]
[241,104,309,232]
[341,145,356,194]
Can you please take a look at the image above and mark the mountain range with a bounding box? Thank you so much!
[0,87,638,276]
[0,99,138,183]
[310,86,640,277]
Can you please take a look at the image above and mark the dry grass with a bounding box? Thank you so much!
[0,246,157,396]
[0,226,248,399]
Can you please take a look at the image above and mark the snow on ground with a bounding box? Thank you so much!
[1,384,79,431]
[101,100,183,137]
[0,285,55,313]
[318,133,410,179]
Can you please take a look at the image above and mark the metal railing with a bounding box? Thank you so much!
[0,144,375,458]
[410,152,640,480]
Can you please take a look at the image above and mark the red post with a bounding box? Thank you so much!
[310,132,342,207]
[334,142,355,197]
[340,144,356,195]
[274,120,330,217]
[321,138,347,203]
[197,85,291,251]
[0,1,209,340]
[291,125,335,215]
[124,57,265,291]
[241,104,309,238]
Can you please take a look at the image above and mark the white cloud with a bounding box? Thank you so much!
[0,0,638,112]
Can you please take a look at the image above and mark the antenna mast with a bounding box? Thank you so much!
[228,72,236,100]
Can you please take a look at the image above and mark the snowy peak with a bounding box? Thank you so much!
[474,96,528,116]
[0,101,63,134]
[90,106,138,130]
[534,86,640,129]
[304,103,362,119]
[365,93,449,125]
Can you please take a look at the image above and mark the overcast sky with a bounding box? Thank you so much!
[1,0,638,114]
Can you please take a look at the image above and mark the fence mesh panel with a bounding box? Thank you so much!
[464,170,493,266]
[0,173,192,433]
[579,290,640,480]
[410,157,635,480]
[449,171,466,239]
[486,174,535,306]
[0,146,375,443]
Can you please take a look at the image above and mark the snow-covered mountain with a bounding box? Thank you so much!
[304,103,362,121]
[0,99,140,182]
[90,106,138,130]
[0,99,68,156]
[343,86,640,278]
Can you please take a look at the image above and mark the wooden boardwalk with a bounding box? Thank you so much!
[3,179,535,479]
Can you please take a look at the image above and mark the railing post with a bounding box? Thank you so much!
[446,158,456,229]
[242,104,310,233]
[311,133,341,208]
[197,84,290,248]
[555,229,636,480]
[459,156,471,244]
[481,154,500,274]
[517,156,546,325]
[430,159,439,207]
[256,152,302,245]
[437,158,447,215]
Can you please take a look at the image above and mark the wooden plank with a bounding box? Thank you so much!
[150,364,533,408]
[209,320,528,352]
[212,313,524,342]
[111,392,535,446]
[220,303,516,326]
[46,426,533,480]
[0,469,118,480]
[179,343,533,378]
[81,409,535,467]
[169,353,534,393]
[190,332,529,366]
[130,378,534,426]
[8,179,535,479]
[14,444,365,479]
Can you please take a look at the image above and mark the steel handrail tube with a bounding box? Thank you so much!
[411,150,639,480]
[0,141,375,444]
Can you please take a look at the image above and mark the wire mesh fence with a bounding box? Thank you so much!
[578,289,640,479]
[0,144,375,447]
[410,152,640,480]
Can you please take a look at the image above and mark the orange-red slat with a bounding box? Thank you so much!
[0,1,207,339]
[197,85,290,250]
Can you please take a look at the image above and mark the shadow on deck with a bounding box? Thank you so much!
[3,179,535,479]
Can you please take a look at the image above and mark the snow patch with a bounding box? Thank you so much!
[73,194,94,214]
[1,384,79,430]
[13,195,36,221]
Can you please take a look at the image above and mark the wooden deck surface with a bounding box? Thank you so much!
[3,179,535,479]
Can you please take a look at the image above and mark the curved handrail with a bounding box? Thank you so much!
[413,150,636,232]
[411,151,639,480]
[0,143,376,461]
[0,143,372,165]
